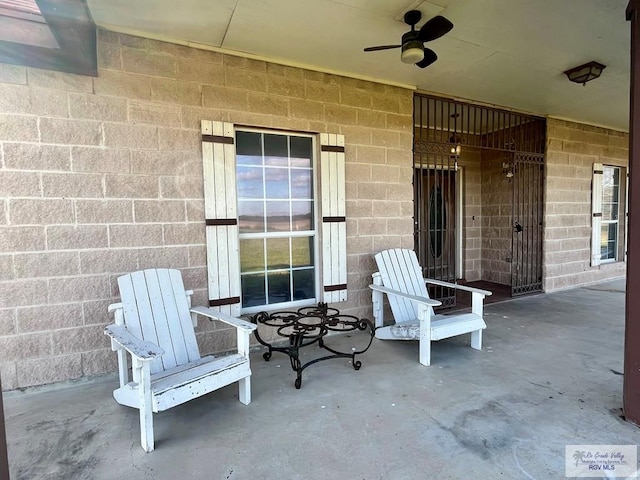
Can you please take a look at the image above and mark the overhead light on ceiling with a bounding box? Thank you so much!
[563,61,606,86]
[401,40,424,64]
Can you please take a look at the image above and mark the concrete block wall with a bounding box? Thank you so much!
[0,30,414,389]
[458,149,482,281]
[544,118,628,291]
[480,149,512,285]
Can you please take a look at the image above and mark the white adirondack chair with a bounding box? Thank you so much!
[104,268,257,452]
[370,248,492,366]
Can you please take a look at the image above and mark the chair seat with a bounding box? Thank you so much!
[375,313,486,341]
[113,353,251,412]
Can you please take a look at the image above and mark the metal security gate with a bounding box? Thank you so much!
[414,93,546,302]
[511,152,544,295]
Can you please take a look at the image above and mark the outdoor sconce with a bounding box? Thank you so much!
[502,161,514,178]
[449,135,461,171]
[563,61,606,86]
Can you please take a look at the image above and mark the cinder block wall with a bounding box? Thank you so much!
[544,118,628,291]
[0,30,414,390]
[480,149,512,285]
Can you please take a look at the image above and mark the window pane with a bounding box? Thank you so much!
[237,166,264,198]
[267,237,290,269]
[293,269,314,300]
[292,201,312,231]
[241,273,266,307]
[266,201,290,231]
[236,131,262,157]
[268,271,291,303]
[240,238,264,272]
[238,200,264,233]
[291,169,312,199]
[291,236,313,267]
[290,137,312,167]
[600,223,617,260]
[265,167,289,199]
[264,134,288,160]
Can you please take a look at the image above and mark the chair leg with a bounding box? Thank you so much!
[419,338,431,366]
[470,329,482,350]
[134,358,154,452]
[238,376,251,405]
[418,304,432,366]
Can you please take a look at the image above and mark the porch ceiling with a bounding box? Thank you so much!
[87,0,630,132]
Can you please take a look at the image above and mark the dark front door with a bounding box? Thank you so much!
[415,167,457,307]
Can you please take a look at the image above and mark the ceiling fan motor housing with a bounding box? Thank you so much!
[401,31,424,64]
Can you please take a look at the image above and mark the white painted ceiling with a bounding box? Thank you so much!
[87,0,631,131]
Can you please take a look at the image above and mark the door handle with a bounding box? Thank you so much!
[514,221,523,233]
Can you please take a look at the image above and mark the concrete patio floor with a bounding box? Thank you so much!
[4,278,639,480]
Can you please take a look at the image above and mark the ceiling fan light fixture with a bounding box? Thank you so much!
[401,40,424,64]
[564,61,606,85]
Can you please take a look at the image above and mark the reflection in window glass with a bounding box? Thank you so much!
[239,238,264,272]
[265,167,290,199]
[267,237,290,269]
[292,201,313,231]
[291,169,312,199]
[293,269,315,300]
[241,273,266,307]
[266,201,290,232]
[236,166,263,198]
[238,200,264,233]
[236,130,316,311]
[236,131,262,157]
[291,237,313,267]
[264,134,288,158]
[290,136,312,165]
[268,271,291,304]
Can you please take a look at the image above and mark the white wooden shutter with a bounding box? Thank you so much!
[201,120,241,315]
[320,133,347,303]
[591,163,603,267]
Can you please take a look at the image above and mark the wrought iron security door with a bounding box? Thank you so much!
[510,152,544,295]
[413,94,546,302]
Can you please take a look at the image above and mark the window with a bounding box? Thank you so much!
[201,121,346,316]
[600,166,620,261]
[592,163,626,265]
[236,130,316,311]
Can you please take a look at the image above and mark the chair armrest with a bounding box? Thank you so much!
[424,278,492,296]
[369,284,442,307]
[190,306,257,331]
[104,325,164,360]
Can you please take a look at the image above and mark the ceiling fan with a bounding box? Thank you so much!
[363,10,453,68]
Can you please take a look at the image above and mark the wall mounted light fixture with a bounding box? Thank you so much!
[563,61,606,86]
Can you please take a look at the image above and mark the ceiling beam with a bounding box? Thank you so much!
[0,0,97,76]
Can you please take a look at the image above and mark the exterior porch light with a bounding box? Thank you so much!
[563,61,606,85]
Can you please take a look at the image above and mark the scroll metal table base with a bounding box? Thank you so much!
[251,303,375,389]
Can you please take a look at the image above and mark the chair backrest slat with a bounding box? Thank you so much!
[118,269,201,374]
[375,249,434,323]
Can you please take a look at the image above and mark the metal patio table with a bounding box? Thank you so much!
[250,303,375,389]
